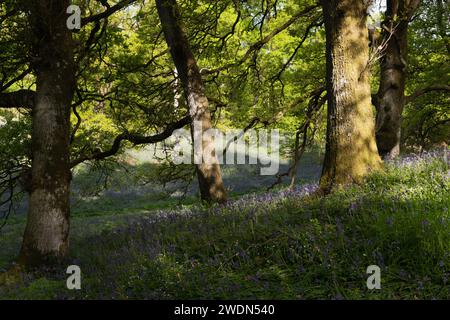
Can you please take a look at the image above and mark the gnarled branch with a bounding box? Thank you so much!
[0,90,35,109]
[81,0,137,27]
[70,115,191,167]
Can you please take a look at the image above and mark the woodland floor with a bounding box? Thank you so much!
[0,150,449,299]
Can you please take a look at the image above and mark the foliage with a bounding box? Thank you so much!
[0,0,448,300]
[402,0,450,150]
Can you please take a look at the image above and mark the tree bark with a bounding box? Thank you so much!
[375,0,420,159]
[18,0,75,267]
[320,0,382,193]
[155,0,227,203]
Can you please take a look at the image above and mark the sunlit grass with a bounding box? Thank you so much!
[0,152,448,299]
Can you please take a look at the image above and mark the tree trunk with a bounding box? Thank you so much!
[155,0,227,203]
[18,0,75,267]
[375,0,420,159]
[320,0,382,193]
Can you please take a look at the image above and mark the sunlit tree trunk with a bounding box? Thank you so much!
[18,0,75,267]
[155,0,227,203]
[375,0,420,159]
[320,0,382,193]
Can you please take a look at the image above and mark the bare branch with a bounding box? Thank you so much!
[0,90,35,109]
[81,0,137,27]
[406,84,450,104]
[201,4,321,75]
[70,115,191,167]
[0,67,32,92]
[271,17,323,85]
[267,85,326,191]
[222,117,261,157]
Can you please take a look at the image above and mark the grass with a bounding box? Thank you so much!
[0,152,449,299]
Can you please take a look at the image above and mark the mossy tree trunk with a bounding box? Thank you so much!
[156,0,227,203]
[375,0,420,159]
[18,0,75,267]
[320,0,382,193]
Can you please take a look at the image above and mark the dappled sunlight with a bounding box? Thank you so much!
[1,151,448,299]
[0,0,448,302]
